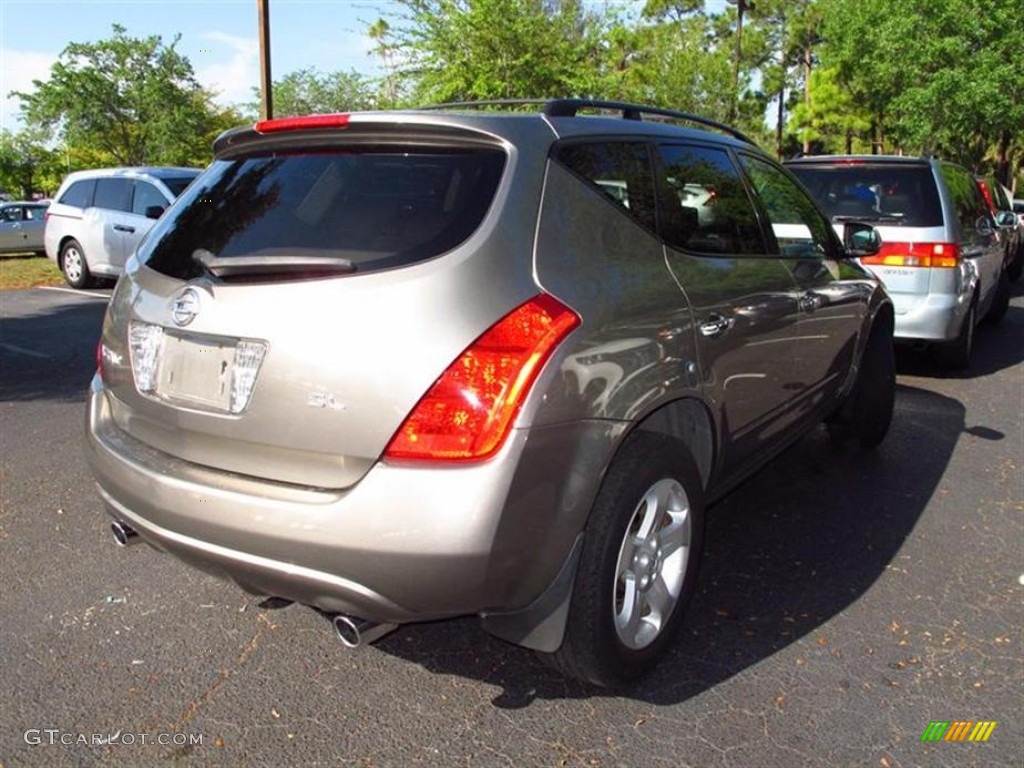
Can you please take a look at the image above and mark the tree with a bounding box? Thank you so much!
[13,24,231,167]
[0,129,60,198]
[386,0,607,103]
[252,68,377,116]
[819,0,1024,169]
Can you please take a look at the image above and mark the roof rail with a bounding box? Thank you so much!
[416,99,552,111]
[542,99,756,145]
[415,98,756,145]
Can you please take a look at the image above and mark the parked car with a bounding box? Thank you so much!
[786,155,1009,368]
[44,167,201,288]
[87,100,895,687]
[977,177,1024,283]
[0,200,49,255]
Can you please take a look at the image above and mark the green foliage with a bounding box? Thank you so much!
[253,68,377,116]
[386,0,607,103]
[0,129,61,198]
[13,24,234,168]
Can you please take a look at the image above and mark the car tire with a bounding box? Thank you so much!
[829,321,895,450]
[983,268,1010,326]
[547,432,704,687]
[937,297,975,370]
[60,239,94,289]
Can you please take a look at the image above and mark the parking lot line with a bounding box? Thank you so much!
[40,286,110,300]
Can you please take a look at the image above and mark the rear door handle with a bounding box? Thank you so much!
[699,314,733,338]
[113,224,136,233]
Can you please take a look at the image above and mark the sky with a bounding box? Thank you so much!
[0,0,734,133]
[0,0,400,131]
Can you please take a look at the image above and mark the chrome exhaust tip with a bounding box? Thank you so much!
[331,615,397,649]
[111,521,139,547]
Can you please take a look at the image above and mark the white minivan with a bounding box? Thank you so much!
[45,167,200,288]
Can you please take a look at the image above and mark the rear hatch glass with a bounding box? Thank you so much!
[139,147,507,281]
[788,163,942,227]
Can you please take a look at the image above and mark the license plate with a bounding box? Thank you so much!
[156,334,236,410]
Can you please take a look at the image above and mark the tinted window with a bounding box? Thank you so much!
[741,155,834,259]
[58,179,96,208]
[25,205,48,220]
[132,181,168,216]
[162,176,197,197]
[940,164,990,234]
[0,206,22,222]
[141,148,506,281]
[94,178,132,212]
[656,144,765,254]
[555,142,657,232]
[787,163,943,228]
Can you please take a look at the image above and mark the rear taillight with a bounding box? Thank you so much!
[861,242,960,268]
[384,294,580,462]
[254,113,350,133]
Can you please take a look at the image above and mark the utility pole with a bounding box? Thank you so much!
[727,0,754,124]
[257,0,273,120]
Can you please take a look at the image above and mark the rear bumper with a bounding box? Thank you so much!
[85,376,615,624]
[889,263,975,343]
[891,289,970,342]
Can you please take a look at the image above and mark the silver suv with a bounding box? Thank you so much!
[785,156,1010,368]
[86,100,895,686]
[45,167,201,288]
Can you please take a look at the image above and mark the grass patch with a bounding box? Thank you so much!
[0,253,64,290]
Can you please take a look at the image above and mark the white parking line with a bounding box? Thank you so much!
[0,342,51,359]
[40,286,110,300]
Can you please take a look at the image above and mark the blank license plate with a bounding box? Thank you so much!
[156,335,236,410]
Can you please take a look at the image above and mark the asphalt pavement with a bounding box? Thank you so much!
[1,283,1021,768]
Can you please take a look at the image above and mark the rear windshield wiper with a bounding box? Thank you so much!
[192,249,356,278]
[830,214,903,224]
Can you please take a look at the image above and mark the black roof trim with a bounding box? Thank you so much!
[416,98,756,145]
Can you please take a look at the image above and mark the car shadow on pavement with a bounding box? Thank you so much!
[0,295,107,402]
[895,303,1024,379]
[374,384,968,708]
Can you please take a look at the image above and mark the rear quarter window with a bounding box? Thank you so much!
[58,179,96,209]
[139,148,507,281]
[554,142,657,233]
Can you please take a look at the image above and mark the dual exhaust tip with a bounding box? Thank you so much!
[111,519,396,649]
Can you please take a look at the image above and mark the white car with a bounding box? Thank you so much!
[44,167,200,288]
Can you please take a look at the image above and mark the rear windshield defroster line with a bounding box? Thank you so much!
[138,147,507,282]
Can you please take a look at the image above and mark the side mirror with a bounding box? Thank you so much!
[995,211,1017,228]
[975,215,994,236]
[843,222,881,258]
[144,205,165,220]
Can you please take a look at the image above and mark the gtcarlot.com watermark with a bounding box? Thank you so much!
[24,728,203,747]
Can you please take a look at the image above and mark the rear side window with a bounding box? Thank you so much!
[94,178,132,212]
[940,164,990,234]
[554,142,657,233]
[787,163,943,227]
[58,179,96,208]
[26,205,48,220]
[140,148,506,281]
[655,144,765,255]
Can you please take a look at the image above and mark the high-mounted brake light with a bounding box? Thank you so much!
[861,242,960,268]
[254,113,350,133]
[384,294,581,462]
